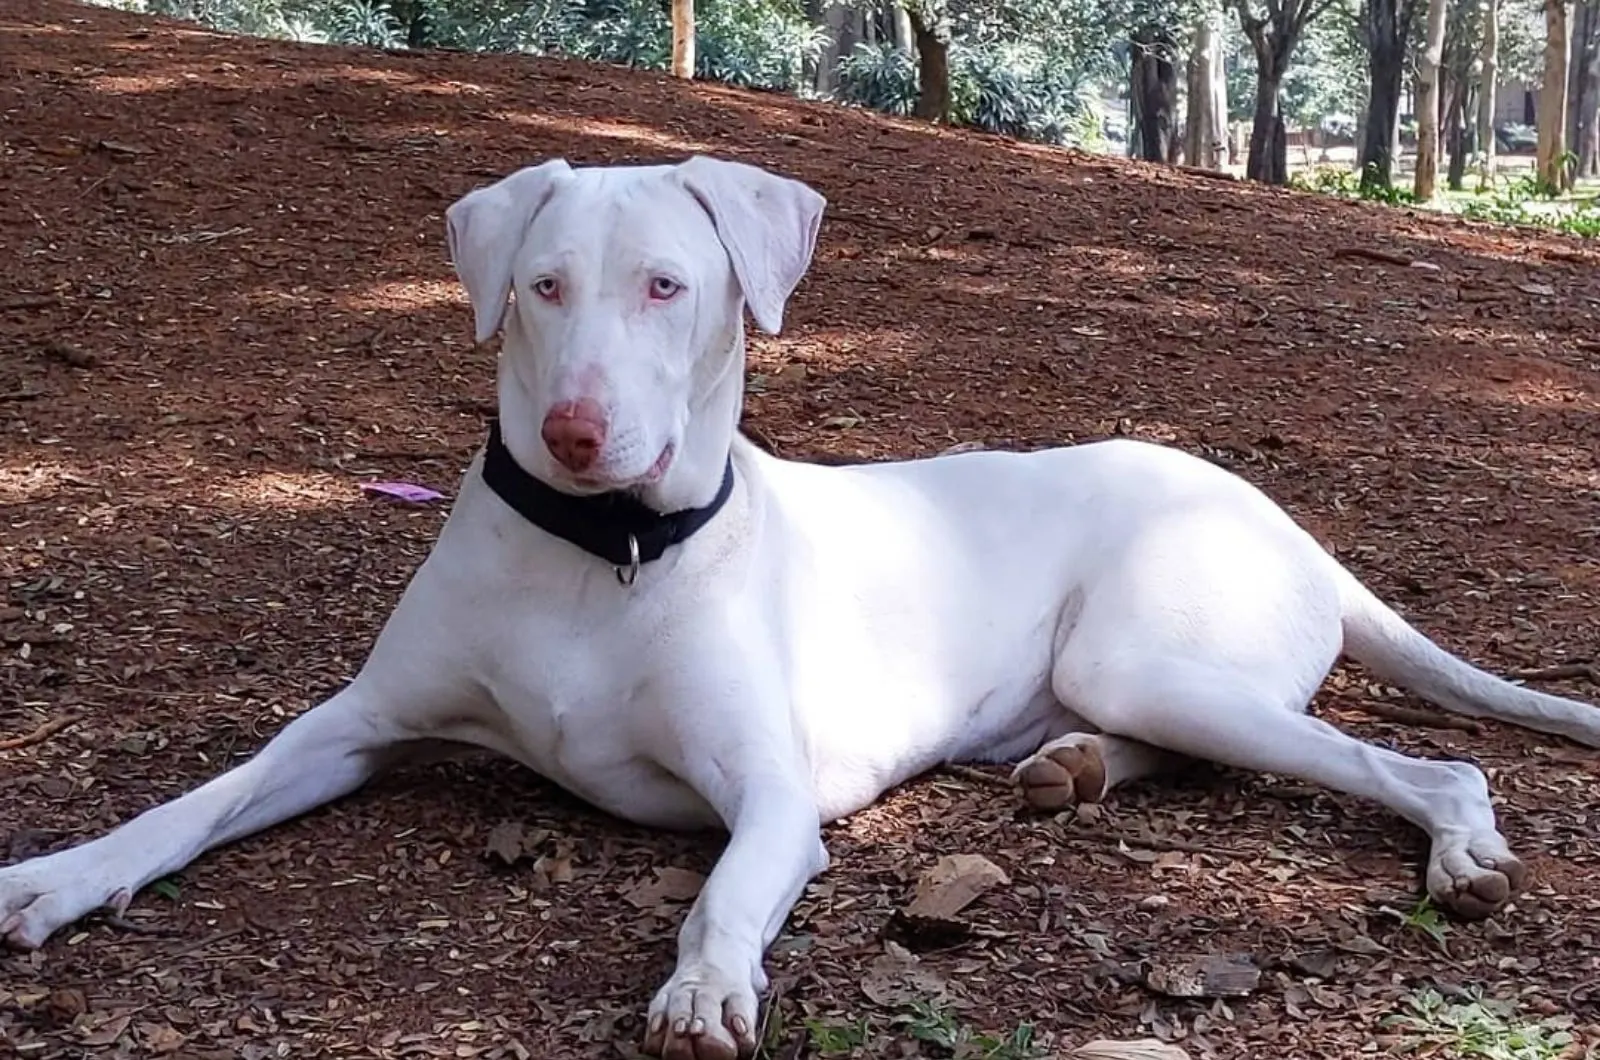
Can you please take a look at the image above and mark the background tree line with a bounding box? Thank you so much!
[109,0,1600,194]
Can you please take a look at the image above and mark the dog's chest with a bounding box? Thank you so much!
[464,606,718,829]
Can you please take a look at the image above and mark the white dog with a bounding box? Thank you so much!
[3,156,1596,1060]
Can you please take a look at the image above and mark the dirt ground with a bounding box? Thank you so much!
[2,3,1598,1058]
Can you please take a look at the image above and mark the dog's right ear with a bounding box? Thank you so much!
[445,159,573,344]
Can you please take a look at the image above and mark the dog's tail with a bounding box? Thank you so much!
[1334,565,1600,748]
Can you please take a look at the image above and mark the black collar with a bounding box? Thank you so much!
[480,418,735,574]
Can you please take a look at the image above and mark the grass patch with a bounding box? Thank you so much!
[1382,987,1582,1060]
[792,1001,1046,1059]
[1290,163,1600,238]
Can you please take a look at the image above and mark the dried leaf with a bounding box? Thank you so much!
[1143,953,1260,998]
[1074,1039,1193,1059]
[533,853,574,886]
[903,853,1009,922]
[859,943,950,1006]
[80,1013,132,1046]
[484,822,549,866]
[623,867,705,909]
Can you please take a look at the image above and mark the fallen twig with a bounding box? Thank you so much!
[1345,701,1483,733]
[103,914,179,938]
[1332,246,1414,268]
[1068,827,1246,860]
[1510,659,1597,684]
[39,339,98,369]
[0,712,83,751]
[1,294,56,311]
[1177,165,1238,182]
[941,762,1012,789]
[0,387,44,402]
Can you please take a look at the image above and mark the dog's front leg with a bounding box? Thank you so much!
[645,781,825,1060]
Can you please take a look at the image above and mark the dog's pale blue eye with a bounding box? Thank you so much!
[651,278,681,299]
[533,278,559,299]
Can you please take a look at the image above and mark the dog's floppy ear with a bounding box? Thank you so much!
[445,158,573,344]
[677,155,826,335]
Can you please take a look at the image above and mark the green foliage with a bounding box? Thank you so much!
[1398,894,1454,949]
[1290,162,1418,202]
[833,35,1100,145]
[1294,162,1600,238]
[895,1001,1044,1060]
[1226,2,1365,127]
[805,1015,872,1055]
[1382,987,1578,1060]
[836,39,919,114]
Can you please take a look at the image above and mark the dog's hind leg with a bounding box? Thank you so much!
[1058,655,1523,919]
[1010,733,1185,811]
[0,677,419,949]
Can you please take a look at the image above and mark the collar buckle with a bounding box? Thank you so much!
[614,533,641,588]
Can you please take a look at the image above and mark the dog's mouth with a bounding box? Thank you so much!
[570,442,676,493]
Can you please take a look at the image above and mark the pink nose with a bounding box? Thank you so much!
[540,399,607,473]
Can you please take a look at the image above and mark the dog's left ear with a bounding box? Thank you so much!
[678,155,826,335]
[446,158,574,344]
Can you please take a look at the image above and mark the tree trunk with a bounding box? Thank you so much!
[1572,2,1600,173]
[1185,16,1228,167]
[892,3,914,51]
[905,5,951,123]
[1538,0,1572,190]
[1446,78,1471,187]
[671,0,694,79]
[1414,0,1451,198]
[813,0,851,95]
[1130,25,1181,162]
[1359,0,1417,187]
[1247,74,1288,182]
[1479,0,1500,185]
[1582,36,1600,173]
[1361,43,1408,185]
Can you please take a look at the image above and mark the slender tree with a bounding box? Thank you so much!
[1537,0,1572,190]
[1415,0,1452,197]
[1359,0,1421,188]
[1478,0,1499,186]
[672,0,695,78]
[1235,0,1341,182]
[1185,12,1229,166]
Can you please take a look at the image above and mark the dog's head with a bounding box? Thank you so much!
[445,156,825,496]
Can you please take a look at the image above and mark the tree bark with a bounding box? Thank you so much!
[1130,25,1181,162]
[671,0,695,79]
[905,5,951,123]
[1185,15,1229,167]
[1537,0,1572,190]
[1361,45,1408,185]
[1247,75,1288,182]
[1571,2,1600,174]
[1446,78,1472,187]
[1479,0,1499,185]
[1359,0,1418,188]
[813,0,851,95]
[1414,0,1451,198]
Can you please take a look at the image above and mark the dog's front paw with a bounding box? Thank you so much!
[0,847,130,949]
[643,963,760,1060]
[1426,835,1528,920]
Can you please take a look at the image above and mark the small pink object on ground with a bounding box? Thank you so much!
[359,481,447,504]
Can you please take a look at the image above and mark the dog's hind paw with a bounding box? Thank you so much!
[1426,837,1528,920]
[643,963,759,1060]
[1011,734,1109,811]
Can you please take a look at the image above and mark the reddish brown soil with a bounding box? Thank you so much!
[2,3,1598,1057]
